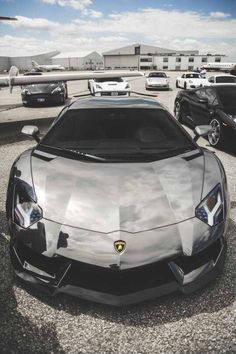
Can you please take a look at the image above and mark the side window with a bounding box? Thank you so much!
[181,74,185,78]
[205,88,218,105]
[196,88,218,105]
[196,88,208,100]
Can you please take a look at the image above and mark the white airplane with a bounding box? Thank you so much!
[32,60,66,72]
[201,62,236,72]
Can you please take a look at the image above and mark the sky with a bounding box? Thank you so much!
[0,0,236,59]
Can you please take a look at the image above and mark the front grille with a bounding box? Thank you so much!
[173,238,222,275]
[62,259,175,295]
[101,91,127,96]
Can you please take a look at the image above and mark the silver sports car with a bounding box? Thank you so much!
[6,97,229,306]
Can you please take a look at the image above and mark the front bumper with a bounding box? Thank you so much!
[21,93,64,105]
[9,219,227,306]
[146,83,169,90]
[94,91,130,97]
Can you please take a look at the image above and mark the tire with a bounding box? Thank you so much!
[184,82,187,90]
[176,81,179,88]
[174,100,183,123]
[208,119,224,148]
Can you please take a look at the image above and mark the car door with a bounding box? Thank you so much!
[179,74,185,88]
[188,88,217,126]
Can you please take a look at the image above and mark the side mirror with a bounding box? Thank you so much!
[21,125,40,143]
[194,125,212,142]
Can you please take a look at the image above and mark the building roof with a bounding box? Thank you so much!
[53,51,102,59]
[103,43,199,56]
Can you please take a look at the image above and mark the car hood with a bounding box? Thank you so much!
[187,78,206,83]
[24,83,59,93]
[31,148,204,233]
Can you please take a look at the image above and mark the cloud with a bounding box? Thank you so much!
[209,12,231,19]
[82,9,103,18]
[1,8,236,59]
[11,15,58,30]
[41,0,92,10]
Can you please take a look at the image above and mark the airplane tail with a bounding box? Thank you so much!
[32,60,39,67]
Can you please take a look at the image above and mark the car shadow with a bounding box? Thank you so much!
[0,211,65,353]
[2,201,234,329]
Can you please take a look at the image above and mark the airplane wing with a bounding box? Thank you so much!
[0,66,143,91]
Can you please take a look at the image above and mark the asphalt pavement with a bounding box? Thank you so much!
[0,72,235,353]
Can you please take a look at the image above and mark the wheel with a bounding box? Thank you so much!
[174,101,183,123]
[176,81,179,88]
[208,119,224,147]
[184,82,187,90]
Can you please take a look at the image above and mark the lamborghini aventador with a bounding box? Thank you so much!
[6,97,229,306]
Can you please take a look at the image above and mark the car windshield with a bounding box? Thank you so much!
[94,77,123,82]
[185,74,200,79]
[24,82,60,90]
[148,73,167,78]
[216,86,236,114]
[41,108,194,162]
[216,76,236,83]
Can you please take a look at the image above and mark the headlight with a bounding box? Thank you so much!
[22,89,31,95]
[195,184,224,226]
[51,87,62,94]
[14,189,42,228]
[228,114,236,123]
[189,80,193,84]
[125,83,130,89]
[96,84,102,89]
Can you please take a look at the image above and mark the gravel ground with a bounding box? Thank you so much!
[0,75,235,353]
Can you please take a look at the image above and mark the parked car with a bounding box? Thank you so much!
[88,77,130,96]
[176,72,206,89]
[204,74,236,86]
[6,96,228,306]
[21,81,68,106]
[174,84,236,147]
[145,71,169,90]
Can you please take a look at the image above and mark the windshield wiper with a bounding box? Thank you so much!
[41,145,107,162]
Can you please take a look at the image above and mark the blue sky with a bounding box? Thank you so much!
[1,0,236,59]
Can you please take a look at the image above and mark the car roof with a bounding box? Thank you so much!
[210,83,236,87]
[211,74,235,77]
[68,97,164,110]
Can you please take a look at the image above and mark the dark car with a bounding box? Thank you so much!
[174,84,236,148]
[6,97,229,306]
[21,81,68,106]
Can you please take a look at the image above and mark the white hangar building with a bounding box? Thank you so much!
[103,43,225,71]
[0,51,60,72]
[51,51,104,70]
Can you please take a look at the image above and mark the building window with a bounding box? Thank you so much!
[135,46,140,55]
[215,57,221,62]
[176,58,181,62]
[202,57,207,63]
[189,57,194,62]
[163,58,168,62]
[140,58,152,62]
[175,66,181,70]
[163,65,168,70]
[188,66,194,71]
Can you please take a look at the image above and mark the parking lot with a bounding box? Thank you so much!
[0,71,235,353]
